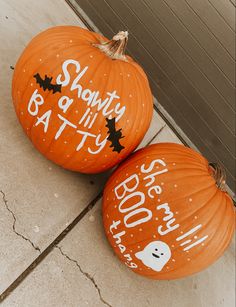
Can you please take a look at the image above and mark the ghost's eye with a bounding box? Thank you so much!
[155,248,158,251]
[161,253,164,255]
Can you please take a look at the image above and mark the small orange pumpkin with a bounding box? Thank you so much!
[12,26,153,173]
[103,143,235,279]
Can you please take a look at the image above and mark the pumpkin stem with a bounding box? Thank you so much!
[93,31,128,61]
[209,163,227,191]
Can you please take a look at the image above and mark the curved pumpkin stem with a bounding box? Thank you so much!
[94,31,128,61]
[209,163,227,191]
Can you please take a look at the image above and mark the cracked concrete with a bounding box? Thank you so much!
[2,246,111,307]
[152,122,183,144]
[56,246,112,307]
[146,124,167,146]
[0,189,39,295]
[2,199,235,307]
[47,202,236,307]
[0,190,41,253]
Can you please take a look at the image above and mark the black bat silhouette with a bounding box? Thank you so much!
[105,117,125,153]
[33,73,61,94]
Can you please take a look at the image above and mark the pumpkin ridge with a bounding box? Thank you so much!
[160,172,214,189]
[115,61,142,155]
[146,143,206,158]
[163,191,226,278]
[13,26,101,86]
[208,194,235,256]
[104,179,217,233]
[146,149,207,164]
[105,58,153,159]
[60,56,113,169]
[60,50,135,171]
[13,33,91,86]
[96,59,132,169]
[14,54,62,135]
[62,55,121,173]
[179,188,220,233]
[42,50,107,160]
[126,145,208,167]
[100,57,151,168]
[171,181,217,212]
[13,41,92,122]
[103,170,214,212]
[167,172,227,231]
[102,158,212,209]
[176,195,230,277]
[24,45,95,143]
[33,44,100,137]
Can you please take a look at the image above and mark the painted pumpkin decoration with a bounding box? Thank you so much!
[103,143,235,279]
[12,26,153,173]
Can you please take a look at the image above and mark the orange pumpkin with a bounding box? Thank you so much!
[12,26,153,173]
[102,143,235,279]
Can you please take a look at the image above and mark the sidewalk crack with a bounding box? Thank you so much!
[0,190,41,253]
[146,124,167,146]
[56,245,112,307]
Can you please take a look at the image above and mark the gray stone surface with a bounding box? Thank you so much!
[3,201,235,307]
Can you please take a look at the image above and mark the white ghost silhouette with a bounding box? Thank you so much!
[135,241,171,272]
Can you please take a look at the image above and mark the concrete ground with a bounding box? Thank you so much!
[0,0,235,306]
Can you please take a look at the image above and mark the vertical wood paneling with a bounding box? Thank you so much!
[104,0,235,145]
[69,0,236,191]
[128,0,235,109]
[143,0,235,106]
[152,81,236,186]
[207,0,235,30]
[163,0,235,84]
[184,0,235,58]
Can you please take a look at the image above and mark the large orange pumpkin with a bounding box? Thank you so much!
[12,26,153,173]
[102,143,235,279]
